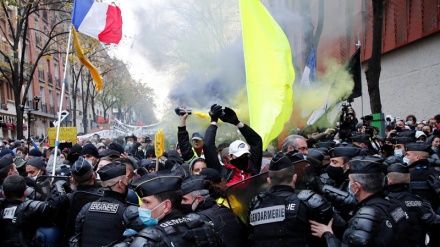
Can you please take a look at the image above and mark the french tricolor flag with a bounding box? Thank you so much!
[72,0,123,44]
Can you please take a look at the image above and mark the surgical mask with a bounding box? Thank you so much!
[31,170,41,181]
[394,149,403,157]
[138,201,165,227]
[15,154,24,159]
[303,155,307,161]
[347,183,357,200]
[407,121,413,125]
[126,141,133,147]
[423,131,430,136]
[403,157,411,165]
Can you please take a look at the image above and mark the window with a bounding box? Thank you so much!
[49,90,53,106]
[40,87,45,104]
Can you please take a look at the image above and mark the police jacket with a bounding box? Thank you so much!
[178,126,203,163]
[192,197,247,247]
[382,155,403,169]
[128,210,221,247]
[408,159,440,210]
[248,185,312,247]
[0,190,65,246]
[204,124,262,186]
[386,183,440,247]
[322,193,411,247]
[75,190,128,247]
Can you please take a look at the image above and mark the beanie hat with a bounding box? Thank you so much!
[80,144,99,158]
[29,148,43,157]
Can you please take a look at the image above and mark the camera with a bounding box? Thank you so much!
[174,107,192,116]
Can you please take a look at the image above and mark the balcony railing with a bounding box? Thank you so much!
[50,105,55,115]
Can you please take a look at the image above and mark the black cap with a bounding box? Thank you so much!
[387,163,409,174]
[199,168,221,183]
[307,148,325,162]
[13,157,27,169]
[109,142,125,154]
[191,132,203,141]
[28,148,43,157]
[314,141,336,149]
[0,153,13,169]
[132,170,183,197]
[99,149,121,158]
[97,162,126,181]
[71,157,93,182]
[125,133,137,142]
[145,146,155,157]
[270,152,293,171]
[329,146,361,158]
[284,151,310,166]
[81,144,99,158]
[181,175,210,195]
[350,134,371,144]
[27,157,46,170]
[0,148,14,158]
[405,142,431,152]
[349,155,384,174]
[389,137,412,145]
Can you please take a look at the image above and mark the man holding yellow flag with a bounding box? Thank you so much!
[203,104,262,186]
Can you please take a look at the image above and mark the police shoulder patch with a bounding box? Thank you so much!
[89,202,119,213]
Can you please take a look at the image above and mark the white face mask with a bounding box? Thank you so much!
[31,170,41,181]
[126,141,133,147]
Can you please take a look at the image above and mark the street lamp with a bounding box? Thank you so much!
[19,96,41,152]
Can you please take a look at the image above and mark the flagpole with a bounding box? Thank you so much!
[356,32,363,118]
[52,25,73,176]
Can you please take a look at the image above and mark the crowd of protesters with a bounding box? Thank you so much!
[0,105,440,247]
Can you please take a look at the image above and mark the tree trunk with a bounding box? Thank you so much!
[365,0,383,114]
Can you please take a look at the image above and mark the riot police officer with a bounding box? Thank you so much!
[385,163,440,246]
[0,174,66,246]
[74,162,130,246]
[117,170,221,246]
[0,154,19,198]
[181,175,247,247]
[310,155,412,247]
[248,152,332,247]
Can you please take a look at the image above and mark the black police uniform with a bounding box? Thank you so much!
[322,156,412,247]
[0,186,66,246]
[191,197,247,247]
[249,185,312,247]
[386,163,440,247]
[73,162,128,247]
[117,170,221,247]
[75,191,127,246]
[129,210,220,247]
[323,193,412,247]
[181,174,247,247]
[408,159,440,210]
[386,183,438,246]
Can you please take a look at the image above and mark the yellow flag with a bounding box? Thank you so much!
[72,26,103,92]
[239,0,295,150]
[154,129,165,158]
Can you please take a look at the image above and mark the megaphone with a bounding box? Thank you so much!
[53,110,70,127]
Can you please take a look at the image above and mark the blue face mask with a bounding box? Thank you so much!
[138,201,164,227]
[303,155,307,161]
[403,157,411,165]
[394,149,403,157]
[347,183,357,201]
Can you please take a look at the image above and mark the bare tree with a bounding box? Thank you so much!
[0,0,71,139]
[365,0,383,113]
